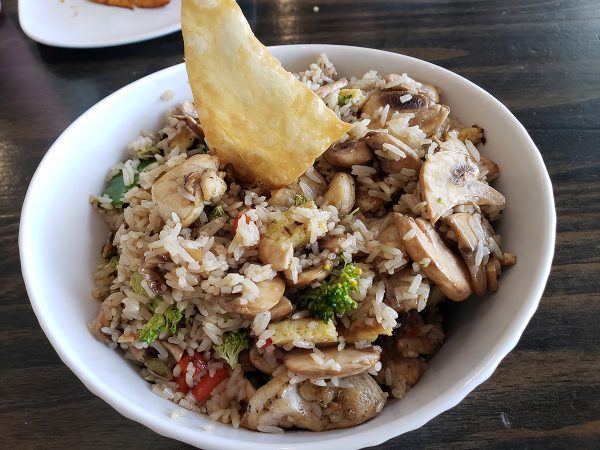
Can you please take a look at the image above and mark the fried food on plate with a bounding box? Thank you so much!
[90,0,170,9]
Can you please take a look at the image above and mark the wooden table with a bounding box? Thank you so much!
[1,0,599,448]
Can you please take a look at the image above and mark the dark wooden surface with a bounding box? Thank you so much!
[1,0,599,448]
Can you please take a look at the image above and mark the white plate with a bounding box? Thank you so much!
[20,45,555,449]
[19,0,181,48]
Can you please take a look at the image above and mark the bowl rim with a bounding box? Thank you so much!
[19,44,556,449]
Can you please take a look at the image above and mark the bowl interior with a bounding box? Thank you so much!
[20,45,555,449]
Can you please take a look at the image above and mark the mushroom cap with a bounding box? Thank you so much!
[323,137,373,169]
[366,132,422,174]
[218,277,285,317]
[283,347,380,378]
[420,149,505,223]
[394,213,472,301]
[361,91,449,136]
[447,212,494,296]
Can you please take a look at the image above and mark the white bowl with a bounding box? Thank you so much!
[19,45,555,449]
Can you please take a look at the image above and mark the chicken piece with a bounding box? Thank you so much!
[242,372,387,431]
[151,154,226,227]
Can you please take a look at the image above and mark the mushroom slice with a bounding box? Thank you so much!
[421,150,505,223]
[478,156,500,182]
[269,170,327,207]
[140,253,171,294]
[319,236,343,254]
[356,186,386,214]
[366,132,422,175]
[446,213,492,296]
[323,173,356,216]
[163,342,184,362]
[283,347,380,378]
[151,154,226,227]
[384,75,440,103]
[500,252,517,266]
[249,345,279,375]
[173,114,205,138]
[218,277,285,317]
[360,91,449,136]
[485,258,499,292]
[394,213,472,301]
[323,137,373,169]
[285,265,331,288]
[267,296,295,322]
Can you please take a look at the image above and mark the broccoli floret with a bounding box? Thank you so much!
[294,194,310,206]
[208,205,228,220]
[297,261,362,323]
[129,272,147,296]
[338,94,352,106]
[138,304,183,344]
[213,330,250,368]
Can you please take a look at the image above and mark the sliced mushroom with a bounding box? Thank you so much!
[127,345,149,363]
[361,91,449,136]
[249,346,278,375]
[378,222,400,244]
[356,187,386,214]
[394,213,472,301]
[324,137,373,169]
[366,132,422,175]
[315,78,348,99]
[384,75,440,103]
[485,258,499,292]
[218,277,285,317]
[270,170,327,207]
[168,124,196,151]
[151,154,226,227]
[267,296,295,322]
[163,342,184,362]
[500,252,517,266]
[478,156,500,182]
[283,347,380,378]
[323,172,356,216]
[446,213,493,296]
[285,265,331,288]
[319,236,343,254]
[384,270,429,312]
[258,237,294,271]
[173,114,205,138]
[101,232,117,259]
[140,253,171,294]
[421,150,505,223]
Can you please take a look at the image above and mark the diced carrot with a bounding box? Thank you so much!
[260,338,272,350]
[192,368,229,401]
[174,351,207,394]
[232,213,251,234]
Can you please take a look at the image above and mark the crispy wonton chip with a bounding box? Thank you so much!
[182,0,352,188]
